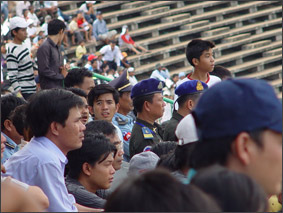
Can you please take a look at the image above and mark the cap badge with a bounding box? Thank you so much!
[196,81,204,91]
[157,82,163,89]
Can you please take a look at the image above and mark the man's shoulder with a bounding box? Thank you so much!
[209,74,222,83]
[176,77,189,87]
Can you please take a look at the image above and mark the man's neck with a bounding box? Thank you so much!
[177,107,190,117]
[78,176,97,194]
[137,113,156,125]
[190,69,209,83]
[13,38,23,45]
[48,35,60,46]
[117,108,130,116]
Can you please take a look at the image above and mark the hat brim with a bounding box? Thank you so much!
[120,85,133,92]
[132,91,162,99]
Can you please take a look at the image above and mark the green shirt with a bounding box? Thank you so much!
[163,111,184,141]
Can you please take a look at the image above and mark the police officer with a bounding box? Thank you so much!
[163,80,208,141]
[129,78,166,158]
[109,70,135,162]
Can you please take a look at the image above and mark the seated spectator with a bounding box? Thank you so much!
[27,5,40,27]
[210,65,232,80]
[1,134,49,212]
[128,67,138,86]
[77,10,94,43]
[191,165,268,212]
[22,9,29,21]
[64,68,95,95]
[32,27,45,44]
[99,40,123,71]
[43,1,58,18]
[85,120,127,194]
[92,11,117,44]
[150,63,170,82]
[119,25,149,55]
[1,1,8,20]
[128,151,159,176]
[31,35,45,59]
[41,15,52,37]
[76,40,88,63]
[16,1,31,17]
[120,51,130,68]
[27,19,37,43]
[95,51,103,72]
[66,134,116,208]
[1,94,26,163]
[66,87,90,125]
[79,1,96,24]
[106,69,115,80]
[68,15,84,45]
[84,54,97,72]
[32,1,48,25]
[104,168,220,212]
[3,89,100,212]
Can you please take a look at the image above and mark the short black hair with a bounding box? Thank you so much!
[186,39,215,67]
[132,93,154,113]
[87,84,119,107]
[191,165,268,212]
[85,120,116,136]
[210,65,232,80]
[174,143,197,171]
[104,168,220,212]
[9,104,28,136]
[1,94,26,130]
[67,133,116,179]
[26,89,84,137]
[177,93,201,108]
[150,141,177,158]
[66,87,87,99]
[11,27,21,38]
[190,128,265,170]
[64,68,93,88]
[47,19,66,35]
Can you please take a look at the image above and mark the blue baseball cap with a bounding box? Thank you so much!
[131,78,164,99]
[192,78,282,140]
[175,80,208,97]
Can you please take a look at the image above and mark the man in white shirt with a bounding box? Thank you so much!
[128,67,138,86]
[150,63,170,82]
[99,40,123,71]
[3,89,102,212]
[16,1,31,17]
[27,5,40,26]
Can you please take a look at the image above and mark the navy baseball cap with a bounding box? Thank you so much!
[131,78,164,99]
[109,70,133,92]
[175,80,208,97]
[192,78,282,140]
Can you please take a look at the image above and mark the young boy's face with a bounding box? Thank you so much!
[196,48,215,72]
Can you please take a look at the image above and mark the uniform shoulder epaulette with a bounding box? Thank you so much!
[141,127,154,139]
[115,116,128,125]
[5,142,15,149]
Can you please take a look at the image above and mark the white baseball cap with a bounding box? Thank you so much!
[175,114,199,145]
[127,67,135,72]
[9,17,29,31]
[86,1,96,4]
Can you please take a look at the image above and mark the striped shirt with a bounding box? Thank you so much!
[6,42,36,94]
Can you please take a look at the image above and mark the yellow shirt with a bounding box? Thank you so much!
[76,45,87,59]
[268,195,282,212]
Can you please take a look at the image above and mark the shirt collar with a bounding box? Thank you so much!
[1,132,18,149]
[34,136,68,164]
[47,37,58,48]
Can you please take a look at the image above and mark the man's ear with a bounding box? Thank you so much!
[50,121,61,136]
[3,119,13,132]
[143,101,151,112]
[186,99,194,111]
[192,58,199,67]
[231,132,256,166]
[88,105,94,116]
[82,162,92,176]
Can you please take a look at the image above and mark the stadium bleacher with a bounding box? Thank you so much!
[57,0,282,96]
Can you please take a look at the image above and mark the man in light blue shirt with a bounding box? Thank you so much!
[92,11,117,44]
[3,89,100,212]
[150,63,170,82]
[109,70,135,162]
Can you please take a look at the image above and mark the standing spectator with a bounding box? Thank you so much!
[129,79,166,157]
[27,5,40,27]
[119,25,149,55]
[128,67,138,85]
[1,1,9,20]
[6,17,36,100]
[150,63,170,82]
[109,70,135,161]
[37,19,68,90]
[68,15,84,45]
[92,11,117,44]
[16,1,31,17]
[79,1,97,24]
[99,40,123,71]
